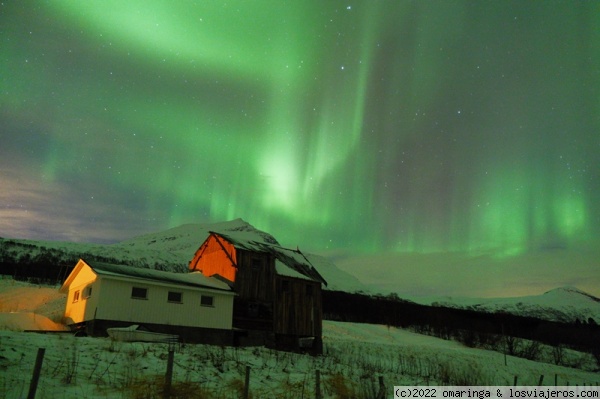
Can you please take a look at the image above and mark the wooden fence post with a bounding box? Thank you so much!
[243,365,250,399]
[27,348,46,399]
[513,376,518,386]
[376,376,386,399]
[538,375,544,386]
[502,324,507,366]
[163,348,175,399]
[316,369,321,399]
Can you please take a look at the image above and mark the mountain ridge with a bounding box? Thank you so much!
[1,219,598,324]
[410,285,600,324]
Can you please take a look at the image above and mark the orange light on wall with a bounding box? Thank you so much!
[189,234,237,282]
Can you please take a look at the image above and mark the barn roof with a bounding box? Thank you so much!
[86,260,232,292]
[211,232,328,286]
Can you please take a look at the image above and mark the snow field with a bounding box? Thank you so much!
[0,276,599,398]
[1,321,598,399]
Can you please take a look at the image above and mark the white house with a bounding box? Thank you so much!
[59,259,235,344]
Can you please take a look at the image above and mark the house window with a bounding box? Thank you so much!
[168,291,183,303]
[83,286,92,298]
[73,290,80,303]
[201,295,214,307]
[131,287,148,299]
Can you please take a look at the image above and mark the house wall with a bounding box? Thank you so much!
[235,250,275,301]
[93,277,233,330]
[273,276,322,337]
[63,263,98,325]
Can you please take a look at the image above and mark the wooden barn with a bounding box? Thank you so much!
[189,231,327,353]
[59,259,235,344]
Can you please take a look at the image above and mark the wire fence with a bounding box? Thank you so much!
[1,331,598,399]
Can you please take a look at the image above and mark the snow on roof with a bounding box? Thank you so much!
[209,220,279,250]
[211,231,327,286]
[87,260,232,292]
[275,260,312,281]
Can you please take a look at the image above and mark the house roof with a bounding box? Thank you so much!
[274,260,312,281]
[63,259,233,292]
[211,232,328,286]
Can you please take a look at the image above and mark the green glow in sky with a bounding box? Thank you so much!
[1,1,598,258]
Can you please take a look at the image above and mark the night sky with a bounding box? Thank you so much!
[2,2,599,296]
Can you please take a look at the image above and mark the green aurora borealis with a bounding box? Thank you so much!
[1,1,599,266]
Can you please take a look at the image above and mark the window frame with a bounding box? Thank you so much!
[167,291,183,304]
[73,290,80,303]
[131,286,148,300]
[200,295,214,307]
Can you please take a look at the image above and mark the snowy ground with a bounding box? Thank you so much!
[1,278,598,399]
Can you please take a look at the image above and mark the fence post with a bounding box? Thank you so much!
[27,348,46,399]
[502,323,508,366]
[376,375,386,399]
[163,348,175,399]
[538,375,544,386]
[316,369,321,399]
[513,376,518,386]
[243,365,250,399]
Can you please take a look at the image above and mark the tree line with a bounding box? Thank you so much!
[322,290,600,367]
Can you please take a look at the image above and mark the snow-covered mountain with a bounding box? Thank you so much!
[0,218,364,292]
[0,235,187,271]
[409,286,600,324]
[114,218,366,291]
[1,218,599,323]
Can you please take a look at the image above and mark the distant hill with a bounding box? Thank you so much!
[1,218,598,324]
[410,286,600,324]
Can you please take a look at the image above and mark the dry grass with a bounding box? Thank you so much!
[325,373,358,399]
[127,376,215,399]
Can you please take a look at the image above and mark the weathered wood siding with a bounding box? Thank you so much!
[235,250,275,301]
[273,276,322,337]
[230,250,276,331]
